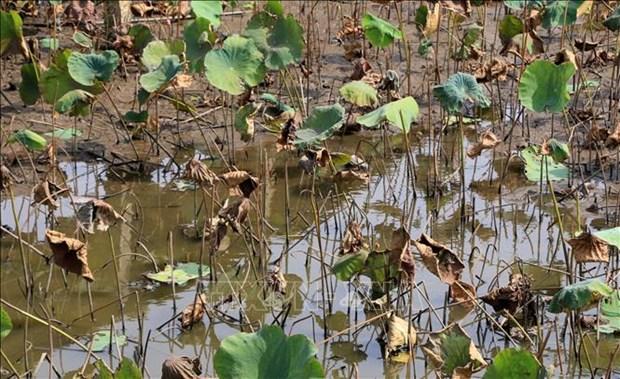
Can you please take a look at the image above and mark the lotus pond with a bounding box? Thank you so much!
[1,1,619,378]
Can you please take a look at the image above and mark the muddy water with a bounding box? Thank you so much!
[2,129,617,378]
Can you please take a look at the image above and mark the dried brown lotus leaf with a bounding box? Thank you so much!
[439,0,472,16]
[161,355,201,379]
[568,232,609,263]
[333,170,370,183]
[266,266,287,295]
[574,38,599,52]
[1,165,15,192]
[341,221,366,255]
[473,58,508,83]
[32,180,66,209]
[480,273,532,314]
[179,293,208,329]
[218,197,251,233]
[45,229,93,281]
[555,49,578,71]
[130,2,154,17]
[351,58,372,80]
[606,123,620,148]
[183,159,218,187]
[450,280,477,308]
[412,233,464,284]
[173,74,193,89]
[386,313,416,358]
[467,131,501,158]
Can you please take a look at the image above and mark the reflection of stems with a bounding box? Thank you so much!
[0,348,19,376]
[168,231,177,314]
[8,187,31,293]
[107,230,126,332]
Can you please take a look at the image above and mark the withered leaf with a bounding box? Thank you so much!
[276,116,299,152]
[450,280,477,309]
[351,58,372,80]
[473,58,508,83]
[183,159,218,187]
[179,293,208,329]
[480,273,532,314]
[412,233,464,284]
[45,229,93,281]
[422,323,486,378]
[1,165,15,192]
[161,355,202,379]
[32,180,66,209]
[467,130,501,158]
[574,38,599,52]
[555,49,578,71]
[568,232,609,263]
[266,266,287,295]
[130,2,154,17]
[341,221,366,255]
[390,227,415,281]
[218,197,251,233]
[439,0,472,17]
[334,170,370,183]
[77,199,123,233]
[219,171,258,198]
[385,313,416,360]
[606,123,620,148]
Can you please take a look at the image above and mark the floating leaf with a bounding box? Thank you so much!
[412,233,464,285]
[55,89,94,116]
[0,307,12,340]
[332,249,369,281]
[19,62,40,105]
[603,6,620,31]
[179,293,208,329]
[145,262,210,285]
[548,278,613,313]
[214,325,325,379]
[191,0,222,27]
[68,50,119,86]
[204,35,266,95]
[598,290,620,334]
[44,128,82,140]
[592,227,620,249]
[357,97,419,133]
[184,17,215,72]
[91,330,128,352]
[72,30,93,48]
[361,13,402,48]
[140,55,183,93]
[141,39,185,71]
[433,72,490,114]
[519,146,569,182]
[568,232,609,263]
[339,81,378,107]
[234,103,258,142]
[483,348,545,379]
[8,129,47,151]
[45,229,94,282]
[294,104,345,147]
[518,60,575,113]
[422,323,487,378]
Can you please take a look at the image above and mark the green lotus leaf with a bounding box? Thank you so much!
[234,103,258,142]
[545,138,569,162]
[95,357,142,379]
[356,97,420,133]
[503,1,544,10]
[40,49,102,104]
[184,17,216,72]
[422,323,487,377]
[593,227,620,249]
[519,60,575,113]
[68,50,119,86]
[141,39,185,71]
[44,128,82,140]
[0,306,12,340]
[144,262,210,285]
[90,330,128,352]
[483,348,545,379]
[603,6,620,31]
[55,89,94,116]
[123,110,149,123]
[294,103,345,147]
[542,0,584,29]
[40,37,59,50]
[519,146,569,182]
[0,10,24,56]
[128,24,153,54]
[72,31,92,49]
[214,325,325,379]
[362,250,401,283]
[332,249,369,281]
[339,81,378,107]
[191,0,222,27]
[548,278,613,313]
[361,13,402,48]
[260,93,294,114]
[433,72,490,114]
[597,290,620,334]
[245,13,304,70]
[139,55,182,93]
[204,34,266,95]
[418,38,433,57]
[20,62,40,105]
[265,0,284,16]
[499,15,524,43]
[8,129,47,151]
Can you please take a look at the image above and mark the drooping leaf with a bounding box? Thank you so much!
[361,13,402,48]
[128,24,153,54]
[433,72,490,114]
[499,15,524,44]
[356,97,419,133]
[592,227,620,249]
[294,103,345,147]
[191,0,222,27]
[385,313,416,362]
[483,348,545,379]
[603,6,620,31]
[519,146,569,182]
[547,278,613,313]
[0,307,12,340]
[55,89,94,116]
[568,231,609,263]
[597,290,620,334]
[0,10,26,56]
[90,330,128,352]
[542,0,584,29]
[139,55,183,93]
[72,30,93,48]
[44,128,83,140]
[204,34,266,95]
[8,130,47,151]
[68,50,119,86]
[339,81,378,107]
[141,39,185,71]
[45,229,94,281]
[422,323,487,377]
[518,60,575,113]
[541,138,569,162]
[234,103,258,142]
[332,249,369,281]
[19,62,40,105]
[145,262,210,285]
[467,130,501,158]
[414,3,440,37]
[214,325,325,379]
[184,17,215,72]
[412,233,464,285]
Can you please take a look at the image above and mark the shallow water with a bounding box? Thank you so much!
[2,129,617,378]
